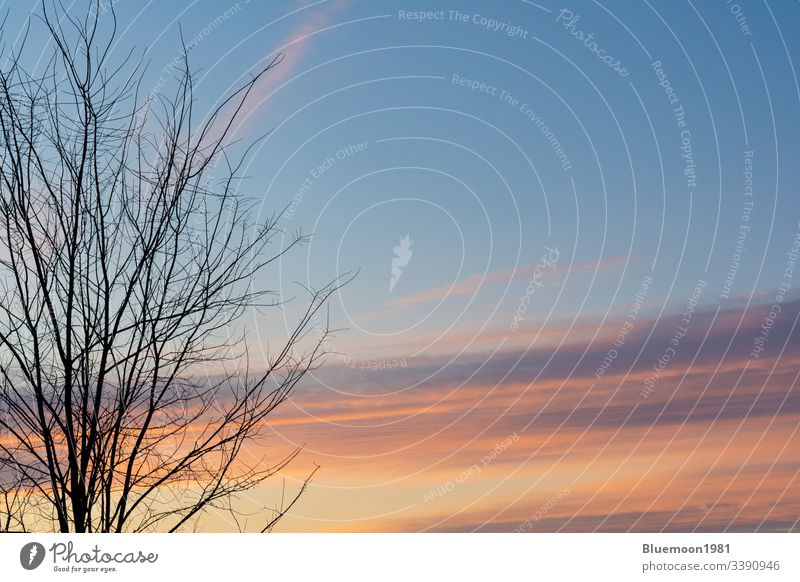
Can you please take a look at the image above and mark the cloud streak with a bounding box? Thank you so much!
[385,254,632,309]
[252,296,800,532]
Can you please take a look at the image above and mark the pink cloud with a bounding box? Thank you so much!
[229,0,353,138]
[386,254,633,310]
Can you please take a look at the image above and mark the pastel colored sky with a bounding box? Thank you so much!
[6,0,799,531]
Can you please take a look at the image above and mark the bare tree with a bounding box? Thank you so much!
[0,3,344,532]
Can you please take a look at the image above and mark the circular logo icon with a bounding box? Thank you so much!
[20,542,46,570]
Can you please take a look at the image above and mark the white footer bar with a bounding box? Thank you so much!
[1,533,796,581]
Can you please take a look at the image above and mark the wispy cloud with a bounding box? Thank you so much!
[385,254,632,310]
[231,0,352,136]
[258,295,800,532]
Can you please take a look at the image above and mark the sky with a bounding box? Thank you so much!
[3,0,799,532]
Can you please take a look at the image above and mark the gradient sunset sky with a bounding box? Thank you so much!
[6,0,799,531]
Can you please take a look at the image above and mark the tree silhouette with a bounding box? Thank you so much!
[0,3,344,532]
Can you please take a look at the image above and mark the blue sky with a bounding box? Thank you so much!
[4,0,799,531]
[5,0,792,340]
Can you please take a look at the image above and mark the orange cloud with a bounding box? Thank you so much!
[248,297,800,532]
